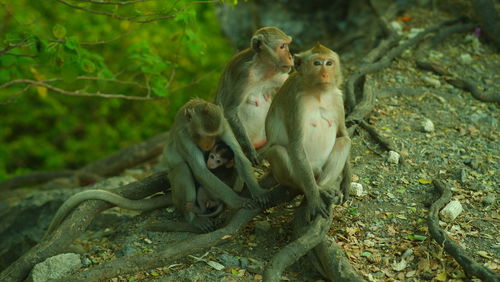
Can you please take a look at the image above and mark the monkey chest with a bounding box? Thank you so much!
[303,104,337,167]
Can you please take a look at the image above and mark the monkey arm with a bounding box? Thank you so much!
[220,121,266,195]
[180,137,249,209]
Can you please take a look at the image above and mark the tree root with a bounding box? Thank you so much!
[0,133,168,191]
[428,180,500,282]
[0,172,169,282]
[56,209,260,282]
[263,206,332,282]
[416,60,500,103]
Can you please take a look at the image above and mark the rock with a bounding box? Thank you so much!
[422,76,441,88]
[81,257,92,266]
[350,182,364,197]
[116,243,139,258]
[440,200,463,222]
[219,253,239,267]
[458,53,473,64]
[30,253,82,282]
[482,193,496,206]
[239,257,249,269]
[421,118,435,132]
[387,151,400,164]
[460,168,467,184]
[254,220,271,232]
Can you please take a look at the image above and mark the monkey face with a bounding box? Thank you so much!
[274,40,293,73]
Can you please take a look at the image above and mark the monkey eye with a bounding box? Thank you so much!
[313,61,322,66]
[216,160,221,164]
[209,154,215,159]
[326,60,333,66]
[280,43,287,49]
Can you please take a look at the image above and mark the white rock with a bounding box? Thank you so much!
[422,76,441,88]
[387,151,400,164]
[458,53,472,65]
[421,118,435,132]
[31,253,82,282]
[350,182,364,196]
[440,200,463,221]
[390,21,403,35]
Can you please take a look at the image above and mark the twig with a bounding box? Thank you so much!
[416,60,500,103]
[77,0,153,5]
[0,79,159,100]
[54,0,177,23]
[428,180,500,282]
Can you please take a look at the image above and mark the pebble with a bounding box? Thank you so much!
[421,118,435,132]
[422,76,441,88]
[440,200,463,221]
[254,220,271,232]
[387,151,400,164]
[458,53,473,64]
[219,253,239,267]
[482,193,496,206]
[350,182,364,197]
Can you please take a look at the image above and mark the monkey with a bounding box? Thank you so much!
[215,26,293,165]
[261,43,351,222]
[162,98,268,232]
[186,142,238,218]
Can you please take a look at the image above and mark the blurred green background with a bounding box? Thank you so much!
[0,0,234,180]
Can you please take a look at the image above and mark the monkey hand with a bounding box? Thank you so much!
[226,195,255,210]
[320,188,343,206]
[249,188,271,207]
[306,196,330,222]
[244,147,261,166]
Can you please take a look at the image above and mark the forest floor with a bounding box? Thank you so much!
[3,7,499,282]
[68,9,499,282]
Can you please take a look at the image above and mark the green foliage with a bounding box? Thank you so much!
[0,0,234,180]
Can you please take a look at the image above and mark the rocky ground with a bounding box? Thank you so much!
[2,7,499,282]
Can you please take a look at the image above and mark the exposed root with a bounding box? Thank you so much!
[416,60,500,103]
[0,172,168,282]
[428,180,500,282]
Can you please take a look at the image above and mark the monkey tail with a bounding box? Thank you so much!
[44,189,172,239]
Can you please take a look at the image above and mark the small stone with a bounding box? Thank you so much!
[31,253,82,282]
[254,220,271,232]
[482,193,496,206]
[350,182,364,197]
[421,118,435,132]
[81,257,91,266]
[422,76,441,88]
[239,257,249,269]
[116,244,139,258]
[219,253,239,267]
[387,151,400,164]
[460,168,467,184]
[440,200,463,221]
[458,53,473,64]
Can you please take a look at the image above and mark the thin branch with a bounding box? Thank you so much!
[55,0,177,23]
[0,79,159,100]
[77,0,153,5]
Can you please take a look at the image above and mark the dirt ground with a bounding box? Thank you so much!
[40,8,499,282]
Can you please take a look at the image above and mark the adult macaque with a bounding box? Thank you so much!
[163,98,267,232]
[262,43,351,222]
[215,26,293,165]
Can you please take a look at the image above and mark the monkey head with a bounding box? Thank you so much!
[207,143,235,170]
[251,26,293,73]
[182,99,223,152]
[293,43,342,89]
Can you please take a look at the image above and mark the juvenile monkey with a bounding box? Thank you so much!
[215,26,293,164]
[262,43,351,222]
[163,98,267,232]
[186,142,239,218]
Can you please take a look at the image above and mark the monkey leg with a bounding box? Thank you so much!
[317,136,351,204]
[266,145,328,221]
[170,163,215,232]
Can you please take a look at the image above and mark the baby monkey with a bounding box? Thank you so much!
[187,142,240,218]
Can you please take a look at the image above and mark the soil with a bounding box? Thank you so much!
[15,7,500,282]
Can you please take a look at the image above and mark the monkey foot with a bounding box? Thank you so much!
[193,217,216,233]
[320,188,342,206]
[305,199,330,222]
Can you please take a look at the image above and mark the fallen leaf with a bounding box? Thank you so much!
[435,271,447,281]
[391,259,407,271]
[418,178,433,184]
[207,261,225,271]
[477,251,493,259]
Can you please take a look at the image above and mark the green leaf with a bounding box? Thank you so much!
[65,36,80,51]
[151,271,160,277]
[81,59,96,73]
[152,78,168,97]
[52,24,67,39]
[231,268,239,276]
[407,234,427,241]
[0,69,11,82]
[0,55,17,67]
[361,252,372,257]
[418,178,433,184]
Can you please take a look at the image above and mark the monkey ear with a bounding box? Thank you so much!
[251,34,264,52]
[225,159,235,168]
[184,108,193,121]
